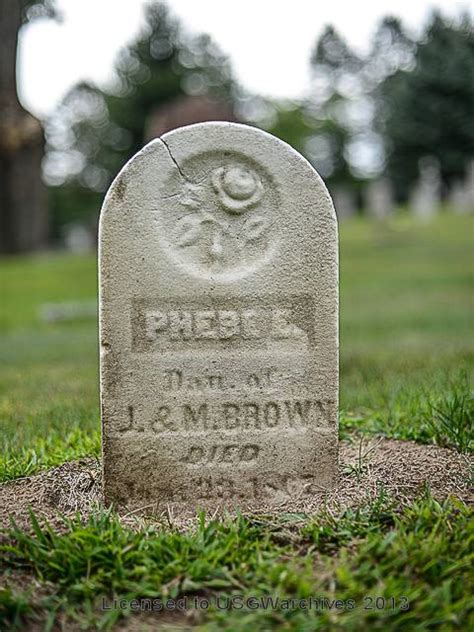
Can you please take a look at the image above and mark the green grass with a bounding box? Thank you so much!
[0,256,100,480]
[423,373,473,453]
[340,370,474,452]
[1,494,472,630]
[1,214,472,479]
[1,213,473,629]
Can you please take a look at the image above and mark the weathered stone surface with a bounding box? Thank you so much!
[99,122,338,513]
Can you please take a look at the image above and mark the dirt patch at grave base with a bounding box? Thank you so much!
[0,437,472,534]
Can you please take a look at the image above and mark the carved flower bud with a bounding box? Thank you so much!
[211,166,263,213]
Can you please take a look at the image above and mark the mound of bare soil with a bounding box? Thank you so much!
[0,438,472,533]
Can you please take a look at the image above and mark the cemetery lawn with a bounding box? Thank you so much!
[1,213,473,630]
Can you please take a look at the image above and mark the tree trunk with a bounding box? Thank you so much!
[0,0,48,254]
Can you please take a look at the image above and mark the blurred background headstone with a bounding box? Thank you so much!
[449,160,474,215]
[39,300,97,323]
[365,179,394,220]
[144,95,237,140]
[63,222,95,253]
[410,156,441,220]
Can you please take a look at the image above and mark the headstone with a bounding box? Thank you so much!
[144,95,237,141]
[64,223,94,253]
[410,156,441,220]
[449,161,474,215]
[39,300,97,323]
[365,178,394,220]
[99,122,339,514]
[449,181,470,215]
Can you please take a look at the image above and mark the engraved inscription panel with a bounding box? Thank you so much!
[132,296,313,352]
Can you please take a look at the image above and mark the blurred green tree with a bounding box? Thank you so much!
[378,13,474,198]
[305,20,417,188]
[252,28,365,190]
[46,6,473,227]
[46,3,235,232]
[247,100,315,157]
[307,26,363,185]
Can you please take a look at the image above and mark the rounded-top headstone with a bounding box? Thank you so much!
[99,122,338,513]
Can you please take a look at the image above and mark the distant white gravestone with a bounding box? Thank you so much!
[99,122,339,513]
[365,178,394,220]
[411,157,441,220]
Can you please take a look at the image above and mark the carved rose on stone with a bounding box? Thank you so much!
[211,166,263,213]
[175,163,267,262]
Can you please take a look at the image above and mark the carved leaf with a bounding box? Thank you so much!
[179,183,204,210]
[176,216,203,247]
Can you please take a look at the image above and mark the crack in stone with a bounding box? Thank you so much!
[160,137,189,182]
[162,192,182,200]
[159,137,213,186]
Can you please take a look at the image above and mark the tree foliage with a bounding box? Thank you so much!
[46,3,235,224]
[379,12,474,197]
[304,19,415,186]
[46,6,474,228]
[295,13,473,197]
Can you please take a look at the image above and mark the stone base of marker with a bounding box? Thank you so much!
[99,122,339,513]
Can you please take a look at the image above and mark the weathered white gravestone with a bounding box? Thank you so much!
[99,122,338,513]
[449,160,474,215]
[411,157,441,220]
[365,178,394,220]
